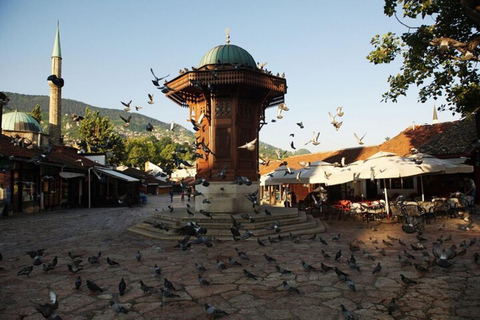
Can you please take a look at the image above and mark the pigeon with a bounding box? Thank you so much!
[388,297,398,315]
[164,278,176,291]
[345,277,356,292]
[267,221,281,233]
[332,234,341,241]
[75,276,82,289]
[238,138,257,151]
[42,263,54,273]
[400,273,418,285]
[363,250,375,261]
[169,121,176,132]
[86,279,103,292]
[296,122,304,129]
[411,243,425,251]
[148,93,154,104]
[264,254,277,263]
[139,280,153,293]
[67,251,80,260]
[282,280,301,294]
[34,290,60,319]
[71,113,84,122]
[243,269,258,280]
[319,237,328,245]
[336,106,344,117]
[354,133,366,145]
[204,303,228,317]
[372,262,382,275]
[121,100,132,112]
[341,304,356,320]
[398,255,412,267]
[433,243,456,268]
[305,131,321,146]
[110,301,128,314]
[150,68,169,86]
[119,115,131,128]
[119,278,126,296]
[321,262,333,272]
[229,257,242,266]
[383,240,393,247]
[217,260,227,270]
[67,264,83,274]
[235,247,249,260]
[335,250,342,261]
[276,265,293,274]
[257,238,266,247]
[334,267,349,280]
[160,287,180,298]
[107,257,119,266]
[136,250,141,262]
[192,236,213,247]
[198,274,210,286]
[414,263,430,273]
[240,230,254,240]
[404,250,416,260]
[398,239,407,246]
[17,265,33,277]
[154,264,162,275]
[146,122,154,132]
[301,260,317,271]
[195,262,207,272]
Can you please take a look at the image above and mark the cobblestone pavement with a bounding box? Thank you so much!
[0,194,479,320]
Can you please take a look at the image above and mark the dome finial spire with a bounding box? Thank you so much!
[225,27,230,44]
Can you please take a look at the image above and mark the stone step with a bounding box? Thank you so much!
[128,207,325,241]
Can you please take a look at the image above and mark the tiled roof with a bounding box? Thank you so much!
[260,120,469,176]
[417,118,476,156]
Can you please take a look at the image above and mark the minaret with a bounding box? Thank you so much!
[47,21,64,145]
[432,104,439,124]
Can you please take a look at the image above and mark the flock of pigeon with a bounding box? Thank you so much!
[4,208,479,319]
[258,104,368,169]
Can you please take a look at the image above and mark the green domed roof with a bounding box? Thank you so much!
[2,111,42,133]
[199,44,257,69]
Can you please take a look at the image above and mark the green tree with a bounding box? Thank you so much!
[78,107,126,165]
[30,104,42,123]
[367,1,480,124]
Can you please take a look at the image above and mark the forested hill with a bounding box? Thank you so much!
[4,92,186,134]
[3,92,309,158]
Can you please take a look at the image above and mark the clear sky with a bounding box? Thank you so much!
[0,0,460,153]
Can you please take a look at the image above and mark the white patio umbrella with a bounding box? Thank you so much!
[353,151,446,217]
[407,153,473,201]
[300,161,358,186]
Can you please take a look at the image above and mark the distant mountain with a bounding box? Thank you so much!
[3,92,194,143]
[2,92,308,158]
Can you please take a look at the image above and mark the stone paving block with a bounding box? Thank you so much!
[2,195,480,319]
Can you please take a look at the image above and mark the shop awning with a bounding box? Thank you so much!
[59,172,86,179]
[94,168,139,182]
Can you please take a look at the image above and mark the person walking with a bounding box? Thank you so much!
[169,189,174,202]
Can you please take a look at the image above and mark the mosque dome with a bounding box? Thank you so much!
[2,111,42,133]
[199,44,257,69]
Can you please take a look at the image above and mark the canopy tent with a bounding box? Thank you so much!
[407,154,473,174]
[298,161,356,186]
[348,151,473,215]
[353,152,445,180]
[94,167,139,182]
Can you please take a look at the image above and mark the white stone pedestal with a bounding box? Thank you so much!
[194,181,259,214]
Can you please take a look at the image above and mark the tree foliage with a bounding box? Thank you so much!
[30,104,42,124]
[78,107,126,165]
[124,136,195,171]
[368,0,480,117]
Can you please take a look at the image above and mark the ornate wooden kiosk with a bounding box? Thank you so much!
[163,38,286,213]
[129,34,325,239]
